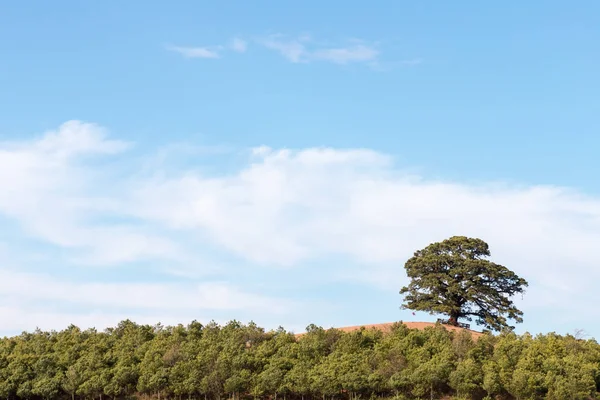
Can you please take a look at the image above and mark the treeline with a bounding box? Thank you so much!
[0,320,599,400]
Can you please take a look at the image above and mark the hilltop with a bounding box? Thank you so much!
[295,321,484,339]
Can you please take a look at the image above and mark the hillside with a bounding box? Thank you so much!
[295,321,484,339]
[2,320,599,399]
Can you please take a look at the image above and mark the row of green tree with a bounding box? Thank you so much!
[1,320,599,400]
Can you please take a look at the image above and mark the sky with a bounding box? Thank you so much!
[1,1,600,338]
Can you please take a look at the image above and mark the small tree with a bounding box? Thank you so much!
[400,236,528,331]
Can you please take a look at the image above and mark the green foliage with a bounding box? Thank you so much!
[1,320,599,400]
[400,236,528,331]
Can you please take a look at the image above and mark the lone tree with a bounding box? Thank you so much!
[400,236,528,331]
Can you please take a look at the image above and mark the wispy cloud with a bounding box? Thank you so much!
[261,35,309,63]
[5,121,600,336]
[259,35,380,66]
[0,122,307,334]
[166,45,221,59]
[165,35,415,69]
[0,120,181,265]
[0,269,288,313]
[231,37,248,53]
[312,44,379,64]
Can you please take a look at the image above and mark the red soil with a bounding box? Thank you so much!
[295,321,484,339]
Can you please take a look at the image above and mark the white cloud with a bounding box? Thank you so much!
[261,35,309,63]
[167,45,220,59]
[128,147,391,265]
[0,269,287,313]
[33,120,129,156]
[165,35,383,66]
[125,144,600,322]
[4,121,600,334]
[0,120,179,265]
[312,44,379,64]
[0,305,217,334]
[259,35,380,65]
[231,37,248,53]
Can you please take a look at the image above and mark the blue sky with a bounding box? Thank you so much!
[1,1,600,338]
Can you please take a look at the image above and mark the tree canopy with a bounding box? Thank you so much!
[400,236,528,331]
[1,320,599,400]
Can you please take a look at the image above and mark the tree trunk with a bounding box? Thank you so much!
[448,311,460,326]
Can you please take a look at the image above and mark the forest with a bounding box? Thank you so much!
[0,320,599,400]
